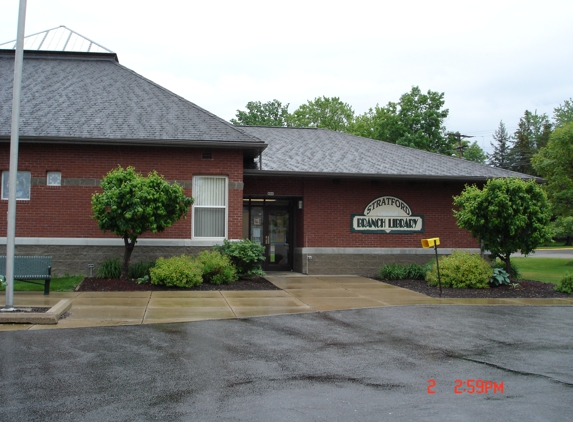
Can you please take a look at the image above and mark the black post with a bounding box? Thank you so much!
[434,244,442,297]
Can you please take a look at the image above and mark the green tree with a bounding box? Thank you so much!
[350,86,453,155]
[462,140,487,164]
[488,121,513,169]
[532,122,573,222]
[509,110,552,175]
[92,166,193,280]
[453,178,552,275]
[553,98,573,128]
[288,96,355,132]
[230,99,290,127]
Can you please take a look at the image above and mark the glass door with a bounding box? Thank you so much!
[243,199,293,271]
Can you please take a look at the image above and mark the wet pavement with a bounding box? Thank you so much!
[1,273,572,331]
[0,305,571,421]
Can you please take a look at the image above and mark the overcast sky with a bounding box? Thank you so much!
[1,0,572,153]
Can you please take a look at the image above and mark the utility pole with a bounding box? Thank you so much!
[449,131,474,158]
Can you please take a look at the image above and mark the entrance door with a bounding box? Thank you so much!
[243,199,293,271]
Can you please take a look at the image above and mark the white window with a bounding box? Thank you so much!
[47,171,62,186]
[193,176,228,238]
[2,171,31,200]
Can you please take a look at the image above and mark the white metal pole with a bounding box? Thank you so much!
[4,0,27,311]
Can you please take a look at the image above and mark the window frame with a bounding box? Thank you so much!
[1,171,31,200]
[192,175,228,239]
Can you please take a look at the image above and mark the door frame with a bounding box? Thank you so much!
[243,197,296,271]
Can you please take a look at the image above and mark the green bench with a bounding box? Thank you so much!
[0,256,52,295]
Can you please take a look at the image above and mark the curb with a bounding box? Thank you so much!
[0,299,72,325]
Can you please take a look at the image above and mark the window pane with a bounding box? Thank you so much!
[194,177,226,206]
[194,208,225,237]
[2,171,31,200]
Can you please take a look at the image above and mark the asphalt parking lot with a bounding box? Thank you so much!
[1,305,571,421]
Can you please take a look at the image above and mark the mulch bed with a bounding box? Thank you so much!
[77,277,281,292]
[76,276,571,299]
[378,278,570,298]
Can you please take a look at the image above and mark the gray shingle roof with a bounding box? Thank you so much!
[239,126,535,181]
[0,50,264,149]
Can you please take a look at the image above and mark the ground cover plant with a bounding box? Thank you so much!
[379,262,431,280]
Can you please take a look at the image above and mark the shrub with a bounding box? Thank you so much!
[426,250,492,289]
[379,262,431,280]
[149,255,203,288]
[96,258,122,279]
[491,259,521,280]
[490,268,510,286]
[128,261,156,279]
[213,239,265,278]
[379,263,407,280]
[555,273,573,294]
[196,250,238,285]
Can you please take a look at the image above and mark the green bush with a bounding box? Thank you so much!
[491,259,521,280]
[379,262,431,280]
[555,273,573,294]
[490,268,511,286]
[149,255,203,288]
[426,250,493,289]
[128,261,156,279]
[196,250,238,285]
[96,258,121,279]
[213,239,265,278]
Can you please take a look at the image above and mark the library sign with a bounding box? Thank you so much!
[351,196,424,234]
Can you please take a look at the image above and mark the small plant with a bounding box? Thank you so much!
[149,255,203,288]
[490,268,511,286]
[379,263,407,280]
[492,259,521,280]
[213,239,265,278]
[379,262,431,280]
[555,273,573,294]
[137,275,150,285]
[426,250,492,289]
[196,250,238,285]
[128,261,156,279]
[96,258,122,279]
[510,282,522,290]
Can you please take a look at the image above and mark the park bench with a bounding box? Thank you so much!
[0,256,52,295]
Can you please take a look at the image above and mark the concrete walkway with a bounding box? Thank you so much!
[1,273,572,332]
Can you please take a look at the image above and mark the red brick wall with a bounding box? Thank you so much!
[244,176,478,249]
[0,144,244,239]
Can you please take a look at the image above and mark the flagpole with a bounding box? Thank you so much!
[3,0,27,311]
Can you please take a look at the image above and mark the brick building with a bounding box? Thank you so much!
[0,40,533,276]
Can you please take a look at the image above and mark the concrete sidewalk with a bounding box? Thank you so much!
[1,273,572,331]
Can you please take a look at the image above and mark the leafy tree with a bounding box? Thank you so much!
[350,86,453,155]
[462,140,487,164]
[509,110,552,175]
[230,99,291,127]
[550,217,573,246]
[453,178,552,275]
[532,122,573,223]
[288,96,355,132]
[553,98,573,128]
[92,166,193,280]
[488,121,513,169]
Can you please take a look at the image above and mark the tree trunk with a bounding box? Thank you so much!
[504,254,512,279]
[566,235,572,247]
[122,236,136,280]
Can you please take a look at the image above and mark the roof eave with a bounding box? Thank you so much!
[243,169,542,183]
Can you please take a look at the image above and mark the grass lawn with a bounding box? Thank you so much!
[537,240,573,249]
[0,275,83,293]
[511,257,573,284]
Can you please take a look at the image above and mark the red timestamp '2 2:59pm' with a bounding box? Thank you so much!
[427,379,505,394]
